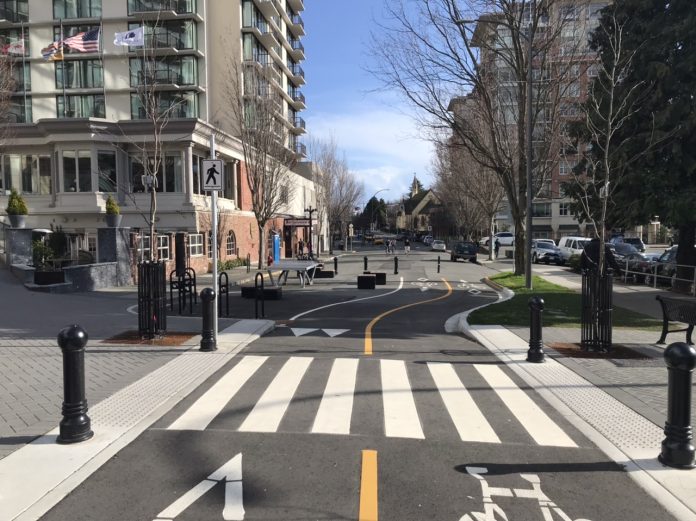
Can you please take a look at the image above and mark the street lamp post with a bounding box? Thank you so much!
[455,1,535,289]
[304,205,316,259]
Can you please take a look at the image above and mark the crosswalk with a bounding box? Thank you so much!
[166,356,577,448]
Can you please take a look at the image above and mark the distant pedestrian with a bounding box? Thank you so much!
[494,239,500,259]
[404,238,411,254]
[298,239,304,257]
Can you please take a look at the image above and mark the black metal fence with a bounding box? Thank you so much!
[581,269,613,352]
[138,261,167,339]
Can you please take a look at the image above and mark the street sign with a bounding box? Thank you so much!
[286,218,310,226]
[202,159,223,191]
[349,223,354,237]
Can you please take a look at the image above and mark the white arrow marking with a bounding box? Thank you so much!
[153,453,244,521]
[323,329,350,337]
[469,289,481,295]
[418,277,429,282]
[420,287,429,292]
[291,328,318,337]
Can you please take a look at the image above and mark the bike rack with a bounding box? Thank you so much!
[255,271,265,319]
[218,271,229,317]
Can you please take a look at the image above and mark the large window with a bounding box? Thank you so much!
[189,233,203,256]
[226,231,237,256]
[53,24,100,55]
[532,203,551,218]
[128,0,195,15]
[129,153,183,193]
[559,203,570,216]
[56,59,103,89]
[0,27,29,57]
[53,0,101,19]
[57,94,105,118]
[1,154,51,195]
[62,150,91,192]
[0,1,28,23]
[9,96,31,123]
[130,20,196,50]
[97,151,116,191]
[129,56,197,87]
[157,235,170,260]
[130,91,198,119]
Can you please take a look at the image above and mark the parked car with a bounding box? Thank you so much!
[622,252,661,282]
[431,239,446,252]
[423,235,434,245]
[610,236,646,252]
[451,241,478,262]
[482,232,515,247]
[610,242,639,262]
[373,236,384,246]
[535,238,557,247]
[531,240,563,265]
[644,246,678,286]
[558,236,591,262]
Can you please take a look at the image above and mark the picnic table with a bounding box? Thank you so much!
[267,259,320,288]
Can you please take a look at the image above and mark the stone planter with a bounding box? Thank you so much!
[105,214,122,227]
[34,271,65,285]
[8,214,26,228]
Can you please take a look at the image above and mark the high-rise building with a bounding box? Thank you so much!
[0,0,316,268]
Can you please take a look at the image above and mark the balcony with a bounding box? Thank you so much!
[289,38,305,60]
[128,0,197,16]
[293,141,306,157]
[0,6,28,24]
[253,0,279,19]
[291,116,306,134]
[287,12,305,37]
[287,63,305,86]
[287,89,305,110]
[287,0,304,13]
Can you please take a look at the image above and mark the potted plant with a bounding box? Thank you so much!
[105,195,122,227]
[6,188,28,228]
[31,239,65,285]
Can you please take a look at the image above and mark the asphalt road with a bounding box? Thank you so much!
[39,248,677,521]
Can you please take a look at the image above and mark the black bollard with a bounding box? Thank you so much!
[334,256,338,275]
[364,256,368,271]
[527,296,545,363]
[57,325,93,444]
[255,271,265,319]
[200,288,217,352]
[394,256,399,274]
[659,342,696,469]
[437,256,441,273]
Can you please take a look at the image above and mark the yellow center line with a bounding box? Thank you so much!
[364,278,453,355]
[359,450,378,521]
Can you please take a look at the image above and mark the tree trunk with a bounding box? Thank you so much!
[149,188,157,261]
[257,224,265,270]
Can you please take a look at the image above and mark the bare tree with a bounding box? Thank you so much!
[222,58,297,268]
[563,10,656,273]
[0,53,17,149]
[370,0,584,274]
[307,136,363,252]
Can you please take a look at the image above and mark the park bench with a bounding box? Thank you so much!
[656,295,696,345]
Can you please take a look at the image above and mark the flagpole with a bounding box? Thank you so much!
[60,19,66,116]
[21,22,26,117]
[100,19,105,114]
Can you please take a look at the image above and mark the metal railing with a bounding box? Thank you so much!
[620,259,696,296]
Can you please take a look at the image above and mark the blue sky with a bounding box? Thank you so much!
[302,0,435,204]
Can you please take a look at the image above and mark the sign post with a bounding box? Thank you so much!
[203,148,223,345]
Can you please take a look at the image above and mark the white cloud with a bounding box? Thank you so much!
[305,102,435,200]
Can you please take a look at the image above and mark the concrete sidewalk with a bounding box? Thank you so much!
[458,271,696,520]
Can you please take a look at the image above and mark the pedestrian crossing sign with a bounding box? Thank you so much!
[202,159,223,191]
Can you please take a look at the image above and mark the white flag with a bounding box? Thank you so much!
[114,27,144,47]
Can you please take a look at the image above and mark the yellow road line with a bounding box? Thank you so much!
[359,450,378,521]
[364,278,453,355]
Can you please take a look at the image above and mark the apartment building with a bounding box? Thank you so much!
[451,1,610,242]
[0,0,318,272]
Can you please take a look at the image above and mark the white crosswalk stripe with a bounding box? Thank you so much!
[167,356,577,447]
[238,357,312,433]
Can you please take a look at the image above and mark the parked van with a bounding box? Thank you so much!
[558,236,591,263]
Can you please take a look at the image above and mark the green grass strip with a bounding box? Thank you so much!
[469,273,663,330]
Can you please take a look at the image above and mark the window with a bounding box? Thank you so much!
[157,235,170,260]
[226,230,237,256]
[9,96,31,123]
[53,24,100,54]
[130,20,195,50]
[11,62,30,91]
[559,6,580,21]
[559,160,575,176]
[62,150,91,192]
[87,236,97,257]
[207,232,213,259]
[130,91,198,119]
[0,1,28,23]
[141,234,151,260]
[588,3,608,21]
[559,203,570,216]
[57,94,105,118]
[97,151,116,191]
[0,27,29,57]
[56,59,103,89]
[532,203,551,218]
[189,233,203,256]
[129,56,197,87]
[1,154,51,194]
[192,154,201,194]
[128,0,195,15]
[53,0,102,19]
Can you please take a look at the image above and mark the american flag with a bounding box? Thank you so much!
[63,28,100,53]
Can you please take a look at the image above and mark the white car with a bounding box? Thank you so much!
[431,240,446,252]
[483,232,515,247]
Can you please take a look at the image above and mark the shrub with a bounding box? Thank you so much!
[105,195,120,215]
[218,257,247,271]
[568,254,582,273]
[32,240,56,270]
[6,189,28,215]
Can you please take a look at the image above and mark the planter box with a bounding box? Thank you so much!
[105,214,123,227]
[34,271,65,285]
